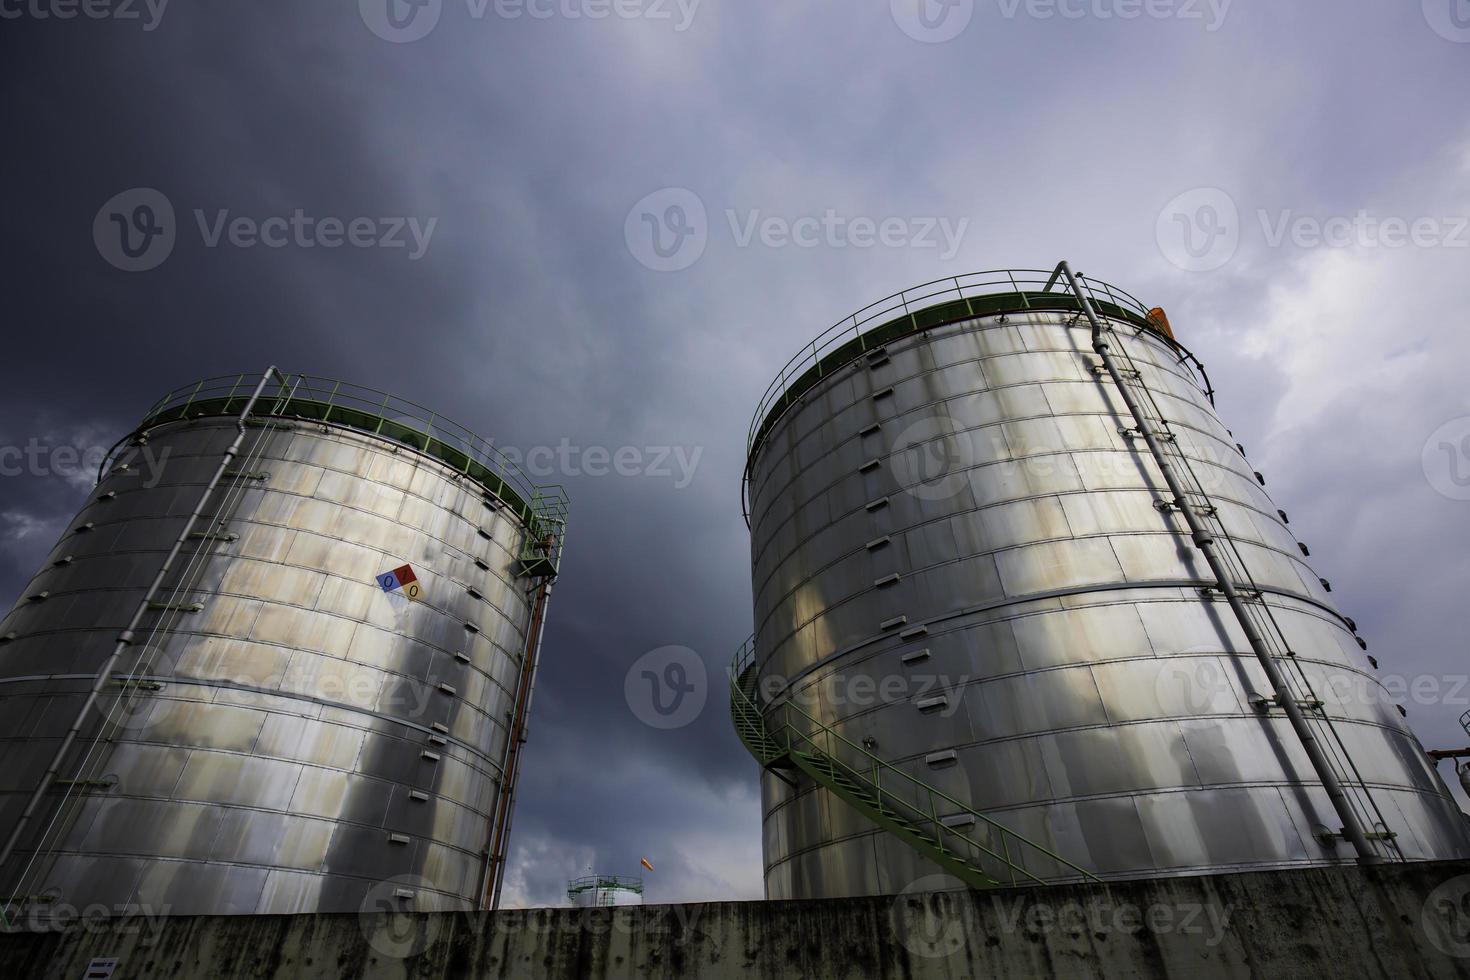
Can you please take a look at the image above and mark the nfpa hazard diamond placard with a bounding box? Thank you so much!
[376,563,422,601]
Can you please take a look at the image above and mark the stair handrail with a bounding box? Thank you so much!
[730,640,1101,886]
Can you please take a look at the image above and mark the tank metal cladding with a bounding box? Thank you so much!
[731,268,1470,901]
[0,370,567,916]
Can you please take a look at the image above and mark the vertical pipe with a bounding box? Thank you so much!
[482,576,554,909]
[1053,260,1382,866]
[0,367,283,898]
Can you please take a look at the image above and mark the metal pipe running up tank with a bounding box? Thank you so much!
[1050,261,1382,867]
[0,366,285,902]
[484,575,554,910]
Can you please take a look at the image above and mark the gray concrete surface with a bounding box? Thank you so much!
[5,860,1470,978]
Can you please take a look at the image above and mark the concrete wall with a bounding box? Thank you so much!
[5,861,1470,979]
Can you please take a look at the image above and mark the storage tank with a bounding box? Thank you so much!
[732,268,1470,900]
[0,370,567,916]
[566,873,644,908]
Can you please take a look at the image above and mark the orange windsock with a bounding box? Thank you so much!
[640,858,655,873]
[1147,307,1176,340]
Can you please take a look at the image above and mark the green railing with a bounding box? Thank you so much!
[566,874,644,896]
[744,269,1160,465]
[123,372,569,571]
[731,638,1101,888]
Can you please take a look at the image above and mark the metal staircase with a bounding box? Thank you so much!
[730,641,1101,889]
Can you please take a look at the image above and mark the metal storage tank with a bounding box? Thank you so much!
[0,369,567,916]
[566,873,644,908]
[731,266,1470,901]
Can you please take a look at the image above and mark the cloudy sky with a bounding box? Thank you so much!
[1,1,1468,907]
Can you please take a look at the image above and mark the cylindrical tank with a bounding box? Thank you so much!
[0,373,566,915]
[566,873,644,907]
[741,271,1470,900]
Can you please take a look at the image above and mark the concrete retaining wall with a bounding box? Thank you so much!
[5,861,1470,978]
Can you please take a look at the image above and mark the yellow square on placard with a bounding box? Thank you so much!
[403,580,423,601]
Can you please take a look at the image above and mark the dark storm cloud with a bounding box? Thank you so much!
[4,1,1470,905]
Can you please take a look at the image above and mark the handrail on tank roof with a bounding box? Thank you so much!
[745,270,1158,461]
[740,269,1214,523]
[122,372,569,545]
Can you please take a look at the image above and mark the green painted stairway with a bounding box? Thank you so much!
[730,640,1100,890]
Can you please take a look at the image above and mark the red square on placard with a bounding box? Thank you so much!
[393,564,417,585]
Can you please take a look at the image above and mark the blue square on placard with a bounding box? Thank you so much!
[377,571,400,593]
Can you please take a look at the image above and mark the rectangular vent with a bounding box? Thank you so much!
[99,491,116,500]
[901,648,931,665]
[466,587,484,601]
[464,622,480,634]
[874,573,901,589]
[408,790,429,803]
[427,734,448,746]
[27,592,49,602]
[482,496,500,510]
[900,625,929,640]
[52,556,74,566]
[859,422,882,437]
[473,558,490,571]
[420,751,441,763]
[438,683,457,696]
[879,616,908,631]
[388,833,411,845]
[393,888,416,899]
[866,346,889,361]
[941,813,977,829]
[865,536,891,551]
[858,458,881,473]
[872,386,894,400]
[865,496,890,512]
[147,601,203,613]
[477,528,492,540]
[454,651,472,664]
[431,722,449,734]
[74,522,95,534]
[187,530,239,542]
[917,694,949,712]
[925,750,958,767]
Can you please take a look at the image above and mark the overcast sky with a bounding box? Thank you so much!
[1,1,1468,907]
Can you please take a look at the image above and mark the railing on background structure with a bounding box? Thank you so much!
[118,372,568,573]
[729,638,1101,889]
[566,874,644,898]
